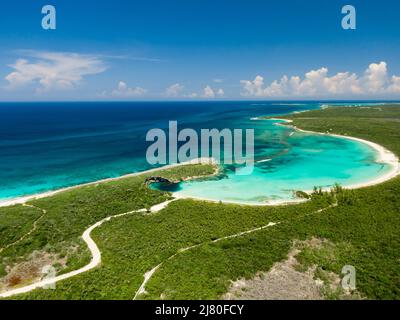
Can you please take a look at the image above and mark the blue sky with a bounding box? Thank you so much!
[0,0,400,100]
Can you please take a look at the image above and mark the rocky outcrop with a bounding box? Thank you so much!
[145,176,173,184]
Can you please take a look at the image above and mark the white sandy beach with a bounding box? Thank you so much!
[0,119,399,208]
[272,118,400,191]
[173,192,309,206]
[0,157,216,208]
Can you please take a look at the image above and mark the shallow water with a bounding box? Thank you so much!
[171,119,391,204]
[0,101,391,202]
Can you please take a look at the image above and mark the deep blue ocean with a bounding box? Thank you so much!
[0,101,393,202]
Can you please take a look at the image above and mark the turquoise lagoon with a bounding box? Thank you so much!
[161,119,392,204]
[0,101,394,203]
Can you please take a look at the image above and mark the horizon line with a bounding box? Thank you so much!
[1,99,400,103]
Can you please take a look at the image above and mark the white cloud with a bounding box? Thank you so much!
[240,61,400,97]
[165,83,184,97]
[216,88,224,96]
[203,85,215,98]
[111,81,147,97]
[202,85,224,98]
[5,51,106,92]
[240,75,265,96]
[387,75,400,94]
[362,62,388,94]
[213,78,224,83]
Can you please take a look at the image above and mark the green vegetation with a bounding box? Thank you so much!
[12,199,329,299]
[0,163,215,287]
[140,106,400,300]
[294,239,358,299]
[311,183,358,206]
[0,205,43,277]
[284,105,400,156]
[295,190,310,199]
[0,205,42,250]
[2,105,400,300]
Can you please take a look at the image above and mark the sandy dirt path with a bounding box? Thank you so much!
[0,204,46,255]
[0,200,175,298]
[133,202,337,300]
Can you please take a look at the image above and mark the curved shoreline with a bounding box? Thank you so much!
[0,158,216,208]
[173,192,309,207]
[174,118,400,205]
[0,119,399,208]
[272,118,400,191]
